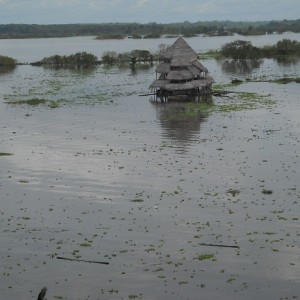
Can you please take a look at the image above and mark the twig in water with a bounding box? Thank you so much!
[37,287,47,300]
[57,256,109,265]
[199,243,239,249]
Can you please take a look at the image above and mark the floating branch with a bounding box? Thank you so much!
[199,243,239,249]
[57,256,109,265]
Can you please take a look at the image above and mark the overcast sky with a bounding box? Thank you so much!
[0,0,299,24]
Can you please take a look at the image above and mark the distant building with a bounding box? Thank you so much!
[150,37,214,101]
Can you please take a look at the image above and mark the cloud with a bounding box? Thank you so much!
[196,1,216,14]
[135,0,149,7]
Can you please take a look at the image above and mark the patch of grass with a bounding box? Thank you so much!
[195,253,215,261]
[0,55,17,66]
[198,50,223,60]
[213,86,276,112]
[227,189,240,196]
[4,98,62,108]
[80,242,91,247]
[19,180,29,183]
[130,199,144,202]
[262,189,273,195]
[128,294,139,299]
[272,77,300,84]
[0,152,13,156]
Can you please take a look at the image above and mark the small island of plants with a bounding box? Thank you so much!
[219,39,300,59]
[0,55,17,67]
[31,52,98,68]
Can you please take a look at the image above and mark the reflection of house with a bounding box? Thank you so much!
[150,37,214,101]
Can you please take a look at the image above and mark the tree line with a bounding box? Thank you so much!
[220,39,300,59]
[1,39,299,69]
[0,19,300,39]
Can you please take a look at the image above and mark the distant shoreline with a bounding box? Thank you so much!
[0,19,299,39]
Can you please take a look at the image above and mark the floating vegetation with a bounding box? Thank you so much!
[262,189,273,195]
[213,84,276,112]
[32,52,98,68]
[195,254,215,261]
[198,50,222,60]
[227,189,240,197]
[0,55,17,67]
[272,77,300,84]
[19,180,29,183]
[0,152,13,156]
[4,98,62,108]
[80,242,92,247]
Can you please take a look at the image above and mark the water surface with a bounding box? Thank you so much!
[0,35,299,300]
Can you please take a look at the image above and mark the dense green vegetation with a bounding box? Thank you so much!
[32,52,98,68]
[30,38,299,69]
[0,19,299,39]
[220,39,300,59]
[0,55,17,66]
[102,49,156,65]
[95,34,124,40]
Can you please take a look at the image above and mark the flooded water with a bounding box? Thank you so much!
[0,34,300,300]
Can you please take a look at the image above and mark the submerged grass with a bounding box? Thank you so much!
[198,50,223,60]
[272,77,300,84]
[0,152,13,156]
[163,86,276,122]
[4,98,63,108]
[195,254,215,261]
[213,83,276,113]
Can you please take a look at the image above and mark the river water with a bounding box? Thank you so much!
[0,34,299,300]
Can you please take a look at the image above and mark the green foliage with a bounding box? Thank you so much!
[195,254,215,261]
[221,40,260,59]
[102,51,118,65]
[0,152,13,156]
[102,49,153,65]
[95,33,124,40]
[131,33,142,39]
[272,77,300,84]
[1,20,300,39]
[143,34,161,39]
[0,55,17,66]
[33,52,97,68]
[0,19,300,39]
[274,39,300,55]
[221,39,300,59]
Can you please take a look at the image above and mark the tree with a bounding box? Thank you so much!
[101,51,118,64]
[221,40,260,59]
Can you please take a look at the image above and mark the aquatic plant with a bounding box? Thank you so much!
[195,254,215,261]
[0,55,17,67]
[4,98,61,108]
[0,152,13,156]
[32,52,98,68]
[220,39,300,59]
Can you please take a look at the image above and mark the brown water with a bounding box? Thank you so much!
[0,36,300,300]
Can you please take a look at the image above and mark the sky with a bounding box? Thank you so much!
[0,0,299,24]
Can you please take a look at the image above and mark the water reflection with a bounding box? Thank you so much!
[41,65,97,74]
[221,59,263,75]
[0,65,16,75]
[275,56,300,66]
[151,100,209,153]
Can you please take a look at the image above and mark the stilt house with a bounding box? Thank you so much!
[150,37,214,101]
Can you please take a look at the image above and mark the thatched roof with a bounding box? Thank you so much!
[165,82,195,91]
[164,78,214,91]
[150,78,214,90]
[150,37,213,93]
[166,69,194,81]
[163,37,198,63]
[192,60,208,73]
[155,63,170,73]
[150,79,169,88]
